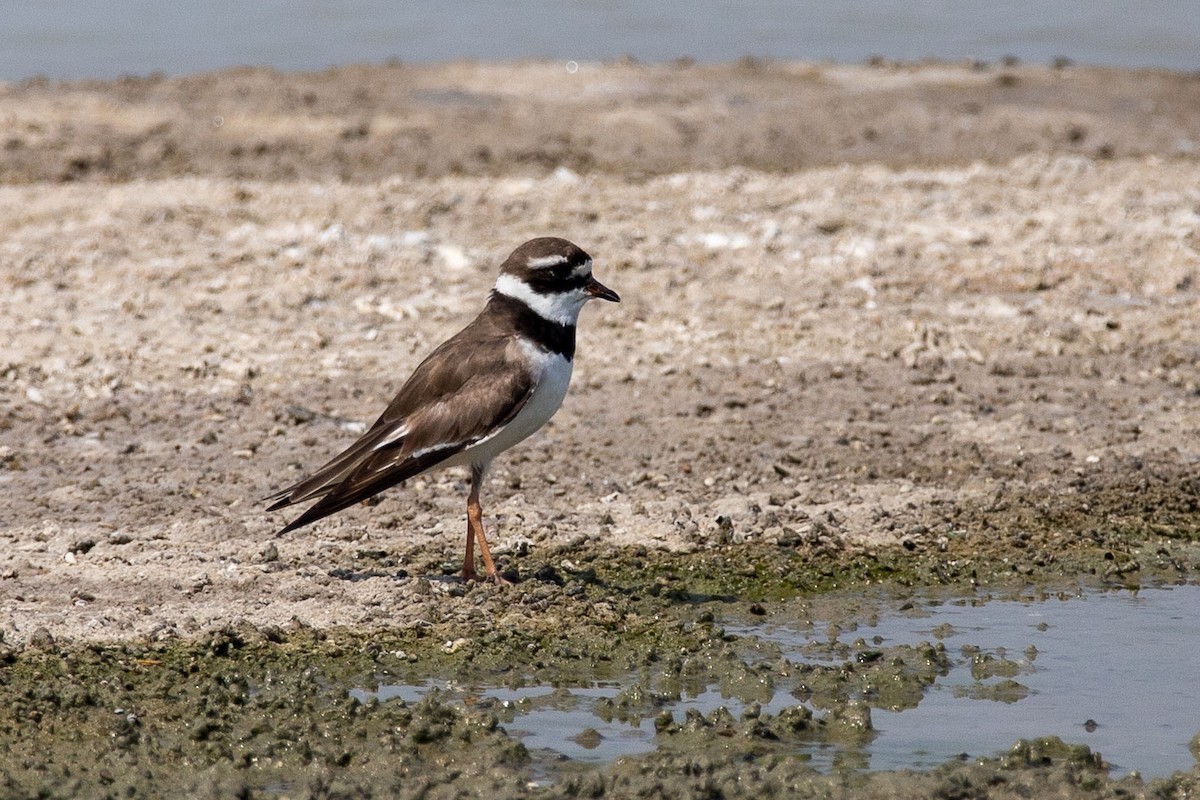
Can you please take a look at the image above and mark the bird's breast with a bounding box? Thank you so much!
[501,348,573,446]
[462,346,574,469]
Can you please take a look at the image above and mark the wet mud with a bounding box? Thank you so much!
[3,546,1200,797]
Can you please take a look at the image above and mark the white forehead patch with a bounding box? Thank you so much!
[571,259,593,279]
[494,273,589,326]
[527,254,569,269]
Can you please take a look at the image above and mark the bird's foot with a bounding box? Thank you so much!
[461,568,512,586]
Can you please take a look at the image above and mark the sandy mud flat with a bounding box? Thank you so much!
[1,60,1199,797]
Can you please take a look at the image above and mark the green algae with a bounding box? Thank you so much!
[0,645,530,798]
[953,678,1032,703]
[572,729,1148,800]
[3,535,1200,798]
[968,651,1026,680]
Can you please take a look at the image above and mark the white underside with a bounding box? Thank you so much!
[439,343,573,473]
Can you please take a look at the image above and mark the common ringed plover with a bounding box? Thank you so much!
[266,237,619,584]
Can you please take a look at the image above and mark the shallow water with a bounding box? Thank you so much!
[751,583,1200,777]
[355,584,1200,779]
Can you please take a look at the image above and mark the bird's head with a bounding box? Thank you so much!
[493,237,620,325]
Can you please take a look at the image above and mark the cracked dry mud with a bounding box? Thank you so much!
[1,60,1199,798]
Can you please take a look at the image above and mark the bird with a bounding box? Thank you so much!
[265,237,620,584]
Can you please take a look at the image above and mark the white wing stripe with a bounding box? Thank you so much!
[371,424,409,451]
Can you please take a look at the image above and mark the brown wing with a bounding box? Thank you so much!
[263,420,408,511]
[269,322,533,533]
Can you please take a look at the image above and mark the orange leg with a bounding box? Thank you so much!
[463,503,478,582]
[463,465,510,585]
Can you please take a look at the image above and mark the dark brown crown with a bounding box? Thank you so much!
[499,237,593,292]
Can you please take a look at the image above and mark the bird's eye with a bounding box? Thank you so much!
[552,263,573,280]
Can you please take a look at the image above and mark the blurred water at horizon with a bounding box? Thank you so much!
[1,0,1197,81]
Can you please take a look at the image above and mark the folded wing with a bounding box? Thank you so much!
[267,329,533,533]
